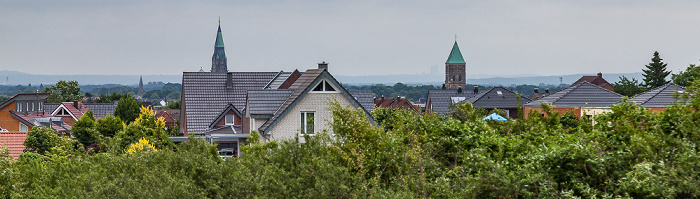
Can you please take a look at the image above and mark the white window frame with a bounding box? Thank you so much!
[225,114,235,125]
[300,112,315,135]
[310,80,340,93]
[20,123,28,132]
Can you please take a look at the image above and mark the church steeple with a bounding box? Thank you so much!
[211,20,228,73]
[138,75,144,93]
[444,40,466,89]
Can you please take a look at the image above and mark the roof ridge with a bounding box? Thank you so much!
[468,87,493,103]
[550,82,583,104]
[263,70,285,89]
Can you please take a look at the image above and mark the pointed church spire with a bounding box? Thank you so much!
[445,41,466,64]
[211,20,228,73]
[138,75,144,93]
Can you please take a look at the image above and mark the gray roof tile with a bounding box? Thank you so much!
[631,83,686,107]
[467,87,532,109]
[349,90,375,112]
[525,81,623,107]
[183,71,278,134]
[247,90,295,115]
[426,89,481,115]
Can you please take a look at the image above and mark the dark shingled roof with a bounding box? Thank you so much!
[467,87,532,109]
[631,83,686,107]
[246,90,295,116]
[426,89,481,115]
[264,72,293,89]
[182,71,278,134]
[84,103,117,118]
[203,125,242,135]
[349,90,375,112]
[525,81,623,107]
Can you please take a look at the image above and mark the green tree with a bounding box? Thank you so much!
[166,100,181,109]
[114,94,140,123]
[43,80,85,103]
[642,51,671,88]
[613,76,645,97]
[72,110,100,147]
[96,115,122,137]
[671,62,700,87]
[23,127,63,155]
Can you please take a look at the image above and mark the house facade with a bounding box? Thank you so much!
[524,81,623,118]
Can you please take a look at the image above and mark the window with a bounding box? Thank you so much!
[225,114,234,125]
[312,80,337,92]
[18,103,22,112]
[20,123,28,132]
[300,112,314,134]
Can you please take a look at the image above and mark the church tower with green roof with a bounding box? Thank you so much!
[211,22,228,73]
[445,41,466,89]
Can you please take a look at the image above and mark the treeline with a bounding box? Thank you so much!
[345,83,567,102]
[2,81,700,197]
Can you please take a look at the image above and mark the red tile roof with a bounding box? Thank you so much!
[374,96,420,113]
[574,72,613,91]
[60,102,88,120]
[0,132,28,160]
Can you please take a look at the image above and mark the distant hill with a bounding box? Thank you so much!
[0,70,644,87]
[0,70,181,85]
[336,72,644,86]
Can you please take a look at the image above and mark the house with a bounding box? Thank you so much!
[524,81,623,118]
[248,68,372,143]
[528,88,551,100]
[156,109,180,128]
[426,87,482,115]
[46,101,117,125]
[374,96,420,113]
[466,87,532,118]
[0,93,71,160]
[630,83,686,112]
[574,72,614,91]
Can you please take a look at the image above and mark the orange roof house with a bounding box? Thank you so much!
[374,96,420,113]
[574,72,614,91]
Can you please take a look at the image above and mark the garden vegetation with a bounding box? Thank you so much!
[2,82,700,198]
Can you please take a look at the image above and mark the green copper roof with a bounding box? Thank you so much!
[445,41,466,64]
[215,25,225,48]
[199,67,204,72]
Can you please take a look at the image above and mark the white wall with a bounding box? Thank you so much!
[267,92,354,142]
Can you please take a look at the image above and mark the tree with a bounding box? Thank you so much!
[671,62,700,87]
[613,76,645,97]
[23,127,63,155]
[43,80,85,103]
[166,100,181,109]
[72,110,100,147]
[114,94,140,123]
[642,51,671,88]
[96,115,122,137]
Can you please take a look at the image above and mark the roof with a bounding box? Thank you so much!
[349,90,375,112]
[9,111,71,132]
[445,41,466,64]
[84,103,117,118]
[264,71,293,89]
[0,132,28,160]
[525,81,623,107]
[573,73,613,91]
[426,89,481,115]
[467,87,532,109]
[257,69,371,134]
[182,71,278,134]
[215,25,225,48]
[374,96,419,113]
[0,93,51,110]
[203,125,242,135]
[630,83,686,107]
[208,104,243,128]
[246,90,295,116]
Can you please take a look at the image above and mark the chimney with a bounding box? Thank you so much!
[534,88,539,93]
[318,61,328,71]
[381,95,384,100]
[73,101,79,111]
[597,72,602,77]
[473,86,479,94]
[545,88,550,94]
[457,87,463,94]
[226,72,232,88]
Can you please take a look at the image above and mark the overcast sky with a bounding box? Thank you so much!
[1,0,699,77]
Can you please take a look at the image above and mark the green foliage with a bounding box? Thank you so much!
[95,92,131,103]
[96,115,122,137]
[642,51,671,88]
[614,75,646,97]
[23,127,65,155]
[672,62,700,87]
[43,80,85,103]
[72,110,100,147]
[447,102,487,122]
[114,94,139,123]
[166,100,181,109]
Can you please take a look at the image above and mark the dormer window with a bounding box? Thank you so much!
[311,80,337,92]
[225,114,235,125]
[56,109,70,116]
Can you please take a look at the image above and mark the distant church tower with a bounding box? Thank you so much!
[444,41,466,89]
[211,21,228,73]
[138,75,144,93]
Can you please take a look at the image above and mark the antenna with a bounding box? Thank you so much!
[560,77,563,85]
